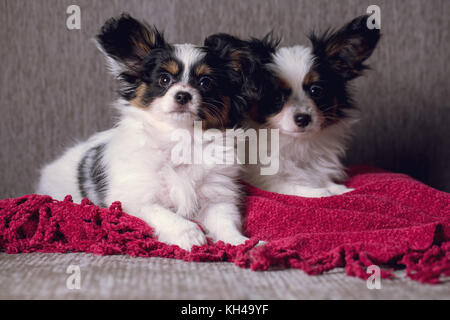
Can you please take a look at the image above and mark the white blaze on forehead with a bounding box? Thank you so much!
[174,44,205,82]
[269,45,315,93]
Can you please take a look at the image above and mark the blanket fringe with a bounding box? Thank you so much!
[400,243,450,284]
[244,241,449,284]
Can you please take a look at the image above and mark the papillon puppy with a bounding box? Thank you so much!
[37,14,254,250]
[208,15,380,197]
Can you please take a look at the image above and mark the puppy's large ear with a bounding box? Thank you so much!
[309,15,380,80]
[96,13,166,75]
[204,33,250,76]
[204,33,279,99]
[204,33,278,73]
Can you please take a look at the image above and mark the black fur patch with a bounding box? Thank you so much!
[302,64,353,125]
[204,32,281,123]
[77,144,108,207]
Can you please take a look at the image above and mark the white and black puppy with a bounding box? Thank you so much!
[37,14,252,250]
[209,16,380,197]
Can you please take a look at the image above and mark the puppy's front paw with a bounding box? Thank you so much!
[326,184,354,196]
[289,184,354,198]
[224,234,249,246]
[157,221,207,251]
[270,183,353,198]
[288,185,332,198]
[211,231,249,246]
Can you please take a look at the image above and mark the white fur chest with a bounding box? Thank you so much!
[156,162,204,217]
[106,116,239,219]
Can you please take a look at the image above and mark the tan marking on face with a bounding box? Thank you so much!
[130,83,148,109]
[195,64,212,77]
[303,71,320,87]
[230,50,245,72]
[162,60,180,75]
[201,96,231,131]
[276,77,291,91]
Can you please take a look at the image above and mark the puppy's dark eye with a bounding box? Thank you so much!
[309,84,324,98]
[159,73,172,88]
[275,93,285,105]
[199,77,212,91]
[274,89,291,106]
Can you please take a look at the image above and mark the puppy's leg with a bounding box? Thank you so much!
[138,204,207,251]
[200,202,249,246]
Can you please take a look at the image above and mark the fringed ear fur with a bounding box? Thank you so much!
[96,13,167,76]
[309,15,381,81]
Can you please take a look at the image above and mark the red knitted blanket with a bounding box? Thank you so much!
[1,166,449,283]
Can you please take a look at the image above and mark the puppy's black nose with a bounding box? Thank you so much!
[175,91,192,105]
[294,113,312,128]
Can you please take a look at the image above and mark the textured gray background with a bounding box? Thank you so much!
[1,253,449,299]
[1,0,449,198]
